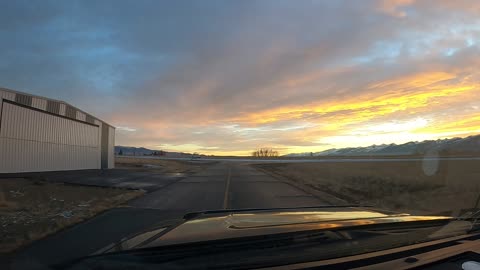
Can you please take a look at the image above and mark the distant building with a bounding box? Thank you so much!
[0,87,115,173]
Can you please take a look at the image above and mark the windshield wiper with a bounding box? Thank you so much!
[457,208,480,233]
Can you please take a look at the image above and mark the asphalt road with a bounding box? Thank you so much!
[8,162,326,268]
[11,168,188,192]
[130,162,325,210]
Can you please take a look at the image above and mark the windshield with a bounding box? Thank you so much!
[1,1,480,269]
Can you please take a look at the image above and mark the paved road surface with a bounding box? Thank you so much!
[130,162,325,210]
[8,168,188,192]
[9,162,326,268]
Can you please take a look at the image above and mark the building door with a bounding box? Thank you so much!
[101,123,109,169]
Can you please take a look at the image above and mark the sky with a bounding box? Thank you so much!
[1,0,480,156]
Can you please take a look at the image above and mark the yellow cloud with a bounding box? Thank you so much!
[416,114,480,135]
[235,72,477,133]
[118,71,479,155]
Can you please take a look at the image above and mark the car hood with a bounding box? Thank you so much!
[95,206,452,254]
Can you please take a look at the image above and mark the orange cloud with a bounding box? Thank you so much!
[377,0,416,17]
[114,68,480,155]
[235,72,477,130]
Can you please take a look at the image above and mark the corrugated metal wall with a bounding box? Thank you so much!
[0,90,15,111]
[0,101,100,172]
[0,88,115,173]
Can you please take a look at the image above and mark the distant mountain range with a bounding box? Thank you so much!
[114,146,204,158]
[284,135,480,157]
[117,135,480,158]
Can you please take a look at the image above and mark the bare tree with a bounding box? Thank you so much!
[252,148,279,158]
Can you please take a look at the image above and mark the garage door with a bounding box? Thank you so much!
[0,101,100,173]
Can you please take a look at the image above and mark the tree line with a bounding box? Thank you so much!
[251,148,279,158]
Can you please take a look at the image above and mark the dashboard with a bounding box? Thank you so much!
[260,233,480,270]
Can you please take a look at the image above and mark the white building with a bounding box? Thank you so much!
[0,87,115,173]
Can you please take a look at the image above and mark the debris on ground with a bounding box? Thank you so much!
[0,178,144,253]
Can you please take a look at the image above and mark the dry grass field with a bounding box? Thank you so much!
[0,157,213,253]
[115,156,214,174]
[254,159,480,215]
[0,179,143,253]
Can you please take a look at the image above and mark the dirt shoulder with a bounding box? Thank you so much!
[115,156,215,174]
[0,158,214,254]
[0,179,143,253]
[253,160,480,215]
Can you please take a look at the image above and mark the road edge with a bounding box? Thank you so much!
[251,165,348,206]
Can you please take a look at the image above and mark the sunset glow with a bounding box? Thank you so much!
[1,1,480,155]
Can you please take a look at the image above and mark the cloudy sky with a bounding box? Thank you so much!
[1,0,480,155]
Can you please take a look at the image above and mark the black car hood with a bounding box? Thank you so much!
[94,206,452,254]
